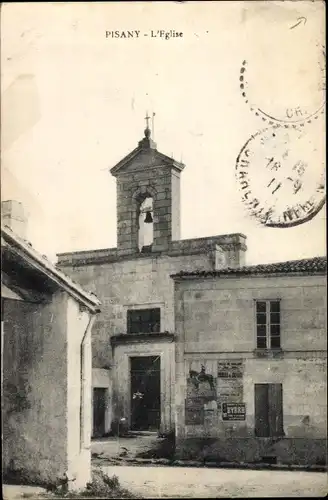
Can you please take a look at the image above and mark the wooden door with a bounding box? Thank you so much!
[93,388,106,438]
[130,356,161,431]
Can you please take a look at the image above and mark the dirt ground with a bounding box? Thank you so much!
[3,435,326,499]
[91,431,172,464]
[91,435,327,498]
[100,465,328,498]
[2,485,47,500]
[3,467,326,499]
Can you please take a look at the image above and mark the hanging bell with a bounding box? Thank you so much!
[144,211,153,224]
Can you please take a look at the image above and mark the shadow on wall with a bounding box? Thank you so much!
[175,437,327,466]
[3,459,70,492]
[4,381,32,416]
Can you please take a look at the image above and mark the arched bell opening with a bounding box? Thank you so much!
[137,196,154,252]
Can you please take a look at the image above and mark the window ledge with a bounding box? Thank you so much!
[110,332,175,345]
[254,348,283,358]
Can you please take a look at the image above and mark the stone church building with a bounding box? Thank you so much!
[57,122,326,465]
[57,123,247,437]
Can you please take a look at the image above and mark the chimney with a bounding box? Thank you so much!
[214,244,227,270]
[213,236,247,270]
[1,200,28,239]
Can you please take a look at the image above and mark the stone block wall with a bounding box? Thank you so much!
[57,238,247,356]
[58,250,222,369]
[56,249,216,433]
[178,357,327,437]
[178,275,326,353]
[173,273,327,465]
[57,234,247,434]
[116,164,181,254]
[171,171,181,241]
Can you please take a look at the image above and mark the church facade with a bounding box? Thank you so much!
[57,124,247,437]
[57,122,326,465]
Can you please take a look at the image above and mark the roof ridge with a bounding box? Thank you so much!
[237,255,327,268]
[172,256,327,278]
[110,144,185,176]
[1,225,101,310]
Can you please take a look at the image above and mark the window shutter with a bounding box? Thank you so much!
[254,384,270,437]
[268,383,284,437]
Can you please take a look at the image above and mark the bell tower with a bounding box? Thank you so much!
[110,116,185,255]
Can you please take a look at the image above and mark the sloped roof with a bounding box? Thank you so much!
[171,256,327,279]
[1,224,101,312]
[110,142,185,176]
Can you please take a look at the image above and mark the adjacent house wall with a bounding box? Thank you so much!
[1,200,27,239]
[174,274,327,465]
[2,294,68,484]
[66,296,93,490]
[2,292,93,489]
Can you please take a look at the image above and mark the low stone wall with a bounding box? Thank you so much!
[175,437,327,466]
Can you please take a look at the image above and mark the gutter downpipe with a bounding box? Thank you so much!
[80,313,96,451]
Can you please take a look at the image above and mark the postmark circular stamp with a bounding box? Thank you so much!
[240,42,326,126]
[235,124,326,228]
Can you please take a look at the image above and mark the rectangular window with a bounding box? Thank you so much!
[127,308,161,334]
[256,300,281,349]
[255,383,284,437]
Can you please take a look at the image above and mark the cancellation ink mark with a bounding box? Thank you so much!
[235,125,326,228]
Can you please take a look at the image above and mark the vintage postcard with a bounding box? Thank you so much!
[1,1,326,498]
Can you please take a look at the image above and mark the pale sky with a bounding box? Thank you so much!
[1,1,326,265]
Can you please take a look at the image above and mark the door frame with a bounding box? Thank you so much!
[112,342,175,434]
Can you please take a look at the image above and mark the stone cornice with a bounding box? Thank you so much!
[57,234,248,267]
[110,332,175,346]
